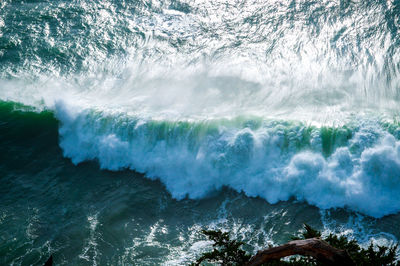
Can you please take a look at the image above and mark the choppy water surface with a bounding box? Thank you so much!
[1,0,400,264]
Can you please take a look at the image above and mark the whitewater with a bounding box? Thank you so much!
[1,0,400,264]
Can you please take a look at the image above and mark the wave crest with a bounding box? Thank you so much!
[56,101,400,218]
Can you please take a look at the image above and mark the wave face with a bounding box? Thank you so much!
[1,0,400,218]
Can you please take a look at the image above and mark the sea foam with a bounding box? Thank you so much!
[55,101,400,218]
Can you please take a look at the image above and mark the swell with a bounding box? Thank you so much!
[0,101,58,144]
[2,100,400,217]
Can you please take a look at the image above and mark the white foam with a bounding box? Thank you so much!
[53,101,400,218]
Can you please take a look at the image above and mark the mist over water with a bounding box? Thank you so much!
[1,0,400,264]
[2,0,400,119]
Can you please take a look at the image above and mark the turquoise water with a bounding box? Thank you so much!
[1,0,400,264]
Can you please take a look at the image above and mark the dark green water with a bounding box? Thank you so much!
[2,0,400,264]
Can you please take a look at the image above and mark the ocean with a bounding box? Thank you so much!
[1,0,400,264]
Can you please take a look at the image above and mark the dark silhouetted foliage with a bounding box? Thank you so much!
[193,224,399,265]
[191,229,251,266]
